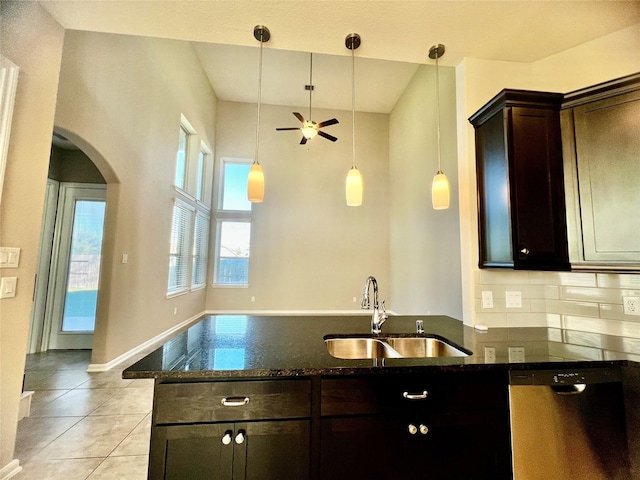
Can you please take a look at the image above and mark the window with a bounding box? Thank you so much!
[192,210,210,289]
[214,159,253,286]
[168,115,213,295]
[175,126,189,190]
[168,199,194,295]
[196,143,212,204]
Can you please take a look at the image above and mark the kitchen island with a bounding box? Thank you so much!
[123,314,640,479]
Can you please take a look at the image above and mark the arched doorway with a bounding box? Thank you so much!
[28,131,113,352]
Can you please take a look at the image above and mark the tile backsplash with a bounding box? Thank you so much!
[474,270,640,338]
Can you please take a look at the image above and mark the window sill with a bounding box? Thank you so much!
[166,289,189,299]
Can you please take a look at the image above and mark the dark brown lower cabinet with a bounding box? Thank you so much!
[151,420,310,480]
[320,411,511,480]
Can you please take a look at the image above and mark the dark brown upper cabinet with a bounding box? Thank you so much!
[469,90,570,271]
[561,73,640,268]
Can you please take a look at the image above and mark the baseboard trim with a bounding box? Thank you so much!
[0,460,21,480]
[86,312,204,372]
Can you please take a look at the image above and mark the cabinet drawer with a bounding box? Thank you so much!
[154,379,311,424]
[321,372,508,416]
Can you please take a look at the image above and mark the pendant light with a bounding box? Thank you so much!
[345,33,363,207]
[248,25,270,203]
[429,43,450,210]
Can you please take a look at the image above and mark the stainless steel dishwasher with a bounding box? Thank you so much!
[509,368,631,480]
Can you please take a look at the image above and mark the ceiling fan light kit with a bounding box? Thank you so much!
[276,53,339,144]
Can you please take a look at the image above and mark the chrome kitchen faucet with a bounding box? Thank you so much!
[361,275,388,334]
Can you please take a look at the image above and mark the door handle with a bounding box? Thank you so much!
[235,430,246,444]
[221,431,233,445]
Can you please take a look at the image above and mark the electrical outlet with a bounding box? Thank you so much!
[484,346,496,363]
[481,291,493,309]
[508,346,526,363]
[623,296,640,316]
[505,291,522,308]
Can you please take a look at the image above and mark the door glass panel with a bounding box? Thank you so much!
[61,200,106,332]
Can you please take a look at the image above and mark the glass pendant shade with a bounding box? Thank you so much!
[248,161,265,203]
[346,166,363,206]
[302,121,319,140]
[431,170,450,210]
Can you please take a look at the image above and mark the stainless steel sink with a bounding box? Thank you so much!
[385,337,470,358]
[324,334,471,359]
[324,337,403,360]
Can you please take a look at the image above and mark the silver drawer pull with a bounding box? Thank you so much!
[403,390,428,400]
[221,431,232,445]
[221,396,250,407]
[235,431,246,444]
[419,424,429,435]
[408,424,418,435]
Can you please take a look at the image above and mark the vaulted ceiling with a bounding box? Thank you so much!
[41,1,640,113]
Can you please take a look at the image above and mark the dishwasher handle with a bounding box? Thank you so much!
[550,384,587,395]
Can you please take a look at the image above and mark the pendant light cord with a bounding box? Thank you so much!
[351,46,356,168]
[435,51,442,173]
[255,31,264,164]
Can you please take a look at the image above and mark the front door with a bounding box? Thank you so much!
[46,183,106,349]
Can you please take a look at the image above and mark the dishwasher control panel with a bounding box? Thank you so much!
[509,367,621,385]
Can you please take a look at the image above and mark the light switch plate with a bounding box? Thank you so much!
[0,277,17,298]
[0,247,20,268]
[505,291,522,308]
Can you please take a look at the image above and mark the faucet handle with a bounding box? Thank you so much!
[380,300,388,319]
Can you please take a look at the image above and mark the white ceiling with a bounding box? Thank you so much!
[40,1,640,113]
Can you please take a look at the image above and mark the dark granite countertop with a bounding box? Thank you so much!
[122,314,640,380]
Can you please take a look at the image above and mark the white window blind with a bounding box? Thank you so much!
[192,211,210,289]
[168,200,193,294]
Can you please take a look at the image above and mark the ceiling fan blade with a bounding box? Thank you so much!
[276,127,301,131]
[293,112,305,123]
[318,131,338,142]
[300,136,308,145]
[317,118,339,128]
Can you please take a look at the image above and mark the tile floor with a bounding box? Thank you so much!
[15,350,154,479]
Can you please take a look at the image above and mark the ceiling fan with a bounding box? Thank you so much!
[276,53,339,144]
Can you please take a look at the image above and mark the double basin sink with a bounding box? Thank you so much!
[324,334,471,360]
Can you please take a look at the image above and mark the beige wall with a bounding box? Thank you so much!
[0,1,65,472]
[54,30,219,364]
[455,24,640,327]
[389,64,462,318]
[207,101,390,311]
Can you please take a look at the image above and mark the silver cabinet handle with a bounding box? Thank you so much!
[221,396,250,407]
[403,390,428,400]
[520,247,530,256]
[235,431,245,444]
[221,431,232,445]
[408,424,418,435]
[419,424,429,435]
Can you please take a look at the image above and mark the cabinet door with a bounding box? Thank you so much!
[240,420,310,480]
[508,107,569,270]
[153,424,234,480]
[572,89,640,262]
[321,412,511,480]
